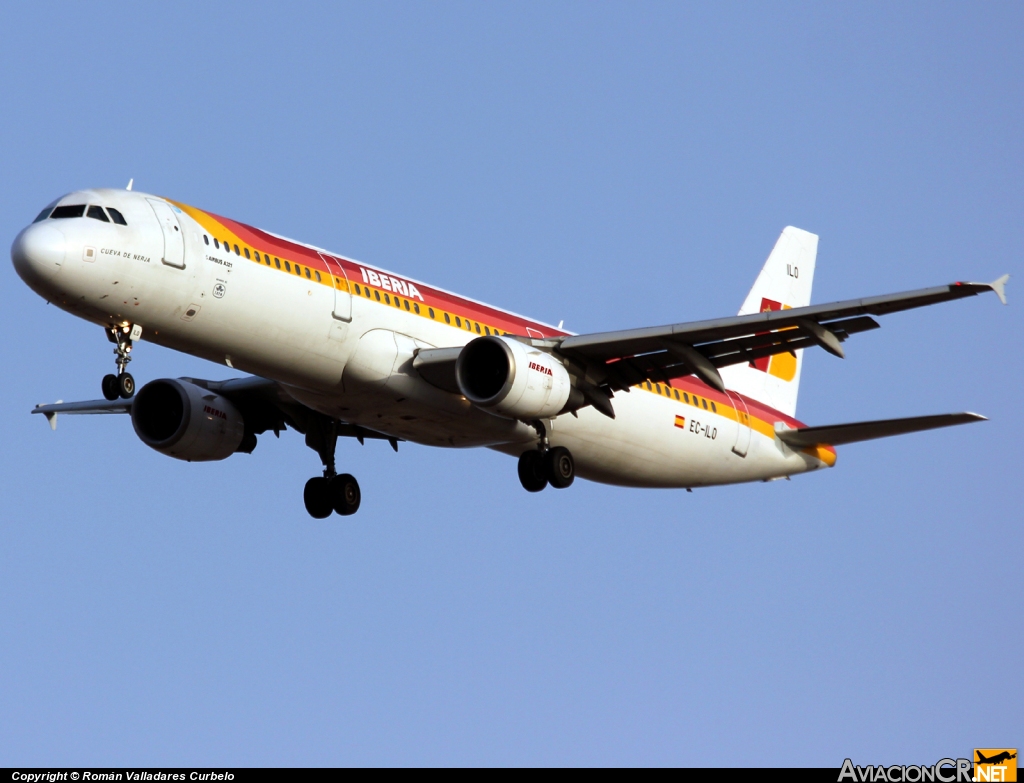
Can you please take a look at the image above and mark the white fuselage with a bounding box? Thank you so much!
[12,188,834,487]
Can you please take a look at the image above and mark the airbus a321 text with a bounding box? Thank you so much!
[12,186,1008,517]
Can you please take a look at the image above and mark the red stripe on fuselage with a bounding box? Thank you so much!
[206,209,568,338]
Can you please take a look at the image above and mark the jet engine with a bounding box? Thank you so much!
[455,335,574,420]
[131,379,246,461]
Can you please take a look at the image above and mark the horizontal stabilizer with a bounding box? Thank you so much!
[778,412,986,448]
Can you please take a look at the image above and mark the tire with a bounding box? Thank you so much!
[517,450,548,492]
[330,473,361,516]
[303,477,333,519]
[117,372,135,399]
[545,446,575,489]
[101,374,120,401]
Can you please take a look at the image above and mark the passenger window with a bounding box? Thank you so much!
[645,381,652,390]
[385,294,392,304]
[265,256,271,266]
[305,267,311,279]
[203,235,209,245]
[673,389,680,400]
[50,205,86,219]
[394,297,401,308]
[247,248,253,259]
[374,290,381,301]
[354,284,361,295]
[315,271,321,282]
[702,399,708,410]
[484,326,490,335]
[413,303,420,314]
[214,238,220,249]
[107,207,128,225]
[364,287,371,298]
[475,323,481,334]
[444,313,451,324]
[683,393,689,403]
[711,402,717,413]
[295,265,302,275]
[274,258,281,269]
[87,205,110,222]
[234,244,240,255]
[284,261,291,272]
[403,300,410,311]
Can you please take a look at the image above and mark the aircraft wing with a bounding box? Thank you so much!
[776,412,986,448]
[32,375,400,446]
[552,276,1008,393]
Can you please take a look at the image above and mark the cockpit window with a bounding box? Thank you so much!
[33,198,62,222]
[87,205,110,222]
[107,207,128,225]
[50,204,86,219]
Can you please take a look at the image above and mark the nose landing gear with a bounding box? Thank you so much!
[101,324,139,400]
[303,417,362,518]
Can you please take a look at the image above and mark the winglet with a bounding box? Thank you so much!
[37,400,63,430]
[990,274,1009,305]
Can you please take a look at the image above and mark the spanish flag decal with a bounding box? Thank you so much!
[674,415,686,429]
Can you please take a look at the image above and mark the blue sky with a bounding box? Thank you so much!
[1,2,1020,766]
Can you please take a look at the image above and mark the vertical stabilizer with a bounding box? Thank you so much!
[719,226,818,418]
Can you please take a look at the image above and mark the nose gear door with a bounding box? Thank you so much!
[318,252,352,322]
[146,199,186,269]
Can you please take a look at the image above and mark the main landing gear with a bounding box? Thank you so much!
[101,324,137,401]
[517,423,575,492]
[303,417,361,518]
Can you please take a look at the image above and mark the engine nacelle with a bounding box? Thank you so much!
[456,335,572,420]
[131,379,245,462]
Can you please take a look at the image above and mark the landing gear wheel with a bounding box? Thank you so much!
[303,477,333,519]
[117,372,135,399]
[101,374,120,401]
[330,473,361,516]
[518,450,548,492]
[545,446,575,489]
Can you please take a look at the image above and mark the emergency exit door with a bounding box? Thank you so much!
[318,252,352,322]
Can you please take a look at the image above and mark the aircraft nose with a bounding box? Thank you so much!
[11,222,66,283]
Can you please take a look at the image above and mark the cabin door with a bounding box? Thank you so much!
[726,391,751,458]
[146,199,185,269]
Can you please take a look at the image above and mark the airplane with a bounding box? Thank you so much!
[976,752,1017,765]
[11,185,1008,518]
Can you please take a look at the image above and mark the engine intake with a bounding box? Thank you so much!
[456,336,572,420]
[132,379,245,461]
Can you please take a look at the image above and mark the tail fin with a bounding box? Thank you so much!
[719,226,818,418]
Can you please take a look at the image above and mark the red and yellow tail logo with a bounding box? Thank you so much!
[975,749,1017,782]
[749,297,797,382]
